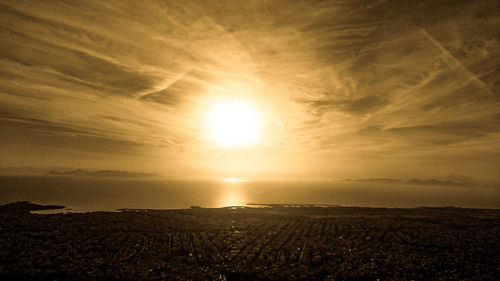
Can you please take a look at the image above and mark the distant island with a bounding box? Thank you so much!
[46,169,158,178]
[0,167,160,178]
[0,201,64,214]
[343,177,477,187]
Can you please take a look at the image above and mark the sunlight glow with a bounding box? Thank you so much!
[206,101,262,148]
[222,177,247,183]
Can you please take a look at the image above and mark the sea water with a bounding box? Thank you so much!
[0,176,498,213]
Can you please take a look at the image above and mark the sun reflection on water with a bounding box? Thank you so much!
[220,177,246,207]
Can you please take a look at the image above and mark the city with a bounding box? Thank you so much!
[1,203,498,280]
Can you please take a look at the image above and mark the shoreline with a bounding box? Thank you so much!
[1,201,499,215]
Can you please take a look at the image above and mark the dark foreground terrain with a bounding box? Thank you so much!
[0,203,499,280]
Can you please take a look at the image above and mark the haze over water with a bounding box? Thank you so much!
[0,176,498,213]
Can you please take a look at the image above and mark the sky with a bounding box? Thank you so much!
[1,0,499,181]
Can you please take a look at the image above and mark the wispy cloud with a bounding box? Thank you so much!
[0,0,498,179]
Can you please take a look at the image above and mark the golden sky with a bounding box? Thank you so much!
[1,0,499,180]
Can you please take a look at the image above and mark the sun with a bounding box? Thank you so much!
[206,101,262,148]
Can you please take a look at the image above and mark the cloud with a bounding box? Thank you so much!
[0,0,498,179]
[139,69,215,105]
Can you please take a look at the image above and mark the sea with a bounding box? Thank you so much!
[0,176,498,213]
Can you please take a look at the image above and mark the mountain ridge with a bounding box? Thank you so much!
[342,177,490,187]
[47,169,158,178]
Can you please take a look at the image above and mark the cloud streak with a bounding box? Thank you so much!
[0,0,499,179]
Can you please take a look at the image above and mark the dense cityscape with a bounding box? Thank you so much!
[1,202,499,280]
